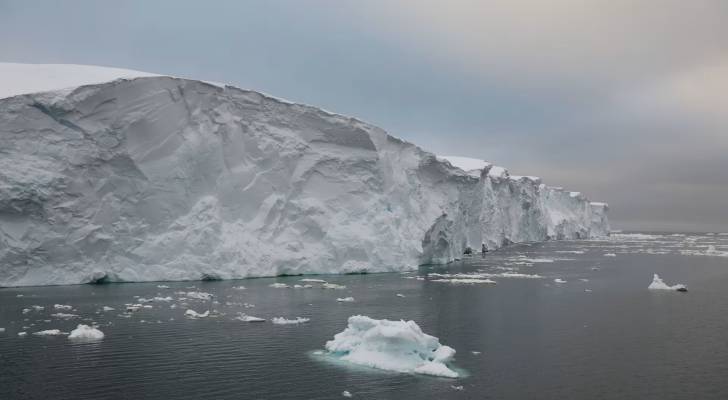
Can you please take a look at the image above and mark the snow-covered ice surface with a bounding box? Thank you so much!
[324,315,459,378]
[0,63,608,286]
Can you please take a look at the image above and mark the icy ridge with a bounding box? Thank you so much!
[0,70,609,286]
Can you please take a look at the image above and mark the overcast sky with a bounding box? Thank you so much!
[1,0,727,232]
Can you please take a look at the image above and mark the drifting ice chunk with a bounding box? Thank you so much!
[554,278,567,284]
[336,297,355,302]
[68,324,105,340]
[234,313,265,322]
[185,309,210,318]
[183,291,213,300]
[342,391,353,398]
[322,283,346,290]
[430,278,496,285]
[301,279,327,283]
[157,285,170,289]
[102,306,115,312]
[51,313,78,319]
[0,328,5,333]
[54,304,73,310]
[325,315,459,378]
[604,253,617,257]
[18,332,27,337]
[33,329,64,336]
[648,274,687,291]
[269,283,291,289]
[272,317,310,325]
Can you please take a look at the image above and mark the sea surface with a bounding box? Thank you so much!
[1,232,728,400]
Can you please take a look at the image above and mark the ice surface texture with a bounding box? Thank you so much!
[0,64,609,286]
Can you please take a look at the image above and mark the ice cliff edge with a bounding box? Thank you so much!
[0,63,609,286]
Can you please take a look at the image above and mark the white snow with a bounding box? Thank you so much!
[0,63,157,99]
[336,297,355,302]
[325,315,459,378]
[437,156,492,173]
[272,317,310,325]
[0,63,610,286]
[68,324,105,340]
[184,309,210,318]
[648,274,687,291]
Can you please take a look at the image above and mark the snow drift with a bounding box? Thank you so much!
[0,63,609,286]
[325,315,459,378]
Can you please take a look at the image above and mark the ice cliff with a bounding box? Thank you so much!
[0,63,609,286]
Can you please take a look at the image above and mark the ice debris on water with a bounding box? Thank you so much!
[272,317,310,325]
[336,297,355,302]
[185,309,210,318]
[234,313,265,322]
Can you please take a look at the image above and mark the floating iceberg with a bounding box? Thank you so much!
[554,278,567,284]
[336,297,355,302]
[324,315,459,378]
[648,274,687,291]
[0,63,609,286]
[68,324,105,340]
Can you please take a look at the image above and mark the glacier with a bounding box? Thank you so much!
[0,63,609,286]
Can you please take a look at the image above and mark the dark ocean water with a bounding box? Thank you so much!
[1,233,728,400]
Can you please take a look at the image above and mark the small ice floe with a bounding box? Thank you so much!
[153,296,173,302]
[232,286,246,290]
[33,329,65,336]
[342,391,353,398]
[430,278,496,285]
[555,250,586,254]
[234,313,265,322]
[51,313,79,319]
[301,278,327,283]
[337,297,355,302]
[182,291,213,300]
[603,253,617,257]
[156,285,170,289]
[324,315,459,378]
[272,317,310,325]
[591,267,600,271]
[396,293,405,298]
[554,279,567,284]
[269,283,291,289]
[125,304,143,312]
[648,274,687,292]
[68,324,105,340]
[102,306,116,312]
[579,278,590,282]
[471,351,481,355]
[18,332,27,337]
[0,328,4,333]
[185,309,210,319]
[322,283,346,290]
[451,385,464,391]
[584,289,593,292]
[22,308,31,314]
[54,304,73,310]
[243,303,256,308]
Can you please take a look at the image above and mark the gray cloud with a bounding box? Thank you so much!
[1,0,726,231]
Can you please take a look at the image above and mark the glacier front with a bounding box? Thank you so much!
[0,63,609,286]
